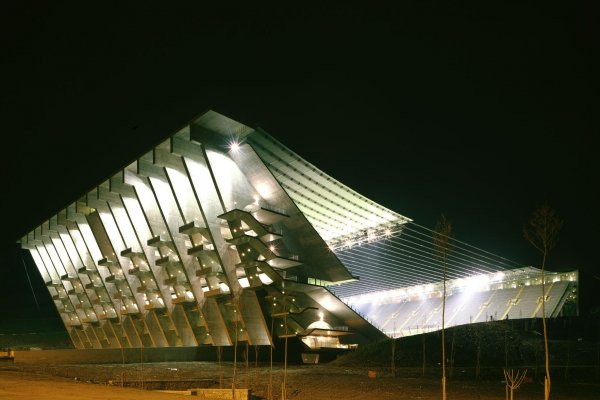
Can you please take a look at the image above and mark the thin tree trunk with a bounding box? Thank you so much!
[268,318,274,400]
[233,317,238,400]
[476,334,481,380]
[245,341,249,388]
[541,252,551,400]
[422,334,426,377]
[442,259,447,400]
[282,314,288,400]
[140,344,144,389]
[433,214,451,400]
[119,299,125,388]
[523,204,561,399]
[218,345,223,389]
[505,329,508,369]
[253,345,259,392]
[450,330,455,378]
[565,341,570,380]
[391,337,396,376]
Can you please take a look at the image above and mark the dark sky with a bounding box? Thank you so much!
[1,2,598,322]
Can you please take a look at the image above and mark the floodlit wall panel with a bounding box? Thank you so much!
[20,110,392,350]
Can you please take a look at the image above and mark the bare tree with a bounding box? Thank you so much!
[504,369,527,400]
[523,204,562,400]
[433,214,453,400]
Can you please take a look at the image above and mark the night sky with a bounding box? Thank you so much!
[1,3,598,325]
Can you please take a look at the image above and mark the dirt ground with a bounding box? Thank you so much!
[1,361,599,400]
[0,369,191,400]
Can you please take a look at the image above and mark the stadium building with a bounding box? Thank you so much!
[19,110,578,355]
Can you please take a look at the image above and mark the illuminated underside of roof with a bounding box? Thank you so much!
[247,131,411,246]
[194,111,410,249]
[212,112,524,298]
[330,222,523,298]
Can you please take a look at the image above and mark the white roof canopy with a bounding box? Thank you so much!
[248,130,411,245]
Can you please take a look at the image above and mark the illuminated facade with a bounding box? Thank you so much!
[19,110,577,350]
[19,110,396,349]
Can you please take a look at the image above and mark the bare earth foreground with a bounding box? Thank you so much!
[1,362,599,400]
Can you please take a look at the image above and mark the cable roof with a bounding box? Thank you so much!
[330,221,524,298]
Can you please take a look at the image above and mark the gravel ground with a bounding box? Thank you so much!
[3,361,600,399]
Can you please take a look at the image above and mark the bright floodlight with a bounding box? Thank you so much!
[229,141,240,152]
